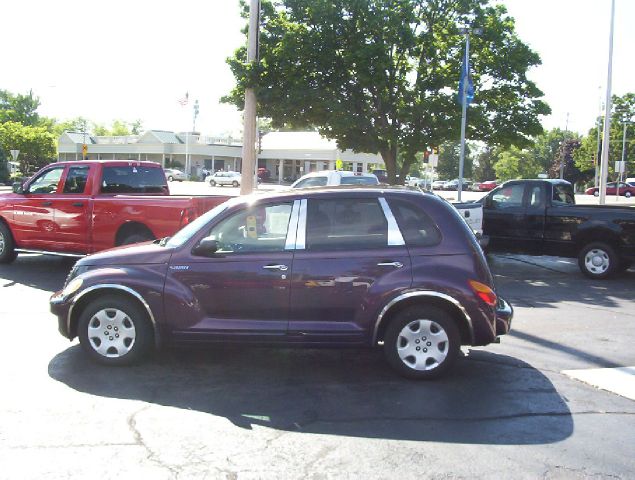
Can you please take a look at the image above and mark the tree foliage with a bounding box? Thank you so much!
[224,0,550,183]
[0,122,56,174]
[574,93,635,179]
[0,89,42,126]
[436,141,472,180]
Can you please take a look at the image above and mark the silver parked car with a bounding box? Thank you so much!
[207,171,242,187]
[164,168,186,182]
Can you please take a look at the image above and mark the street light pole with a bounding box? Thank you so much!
[599,0,616,205]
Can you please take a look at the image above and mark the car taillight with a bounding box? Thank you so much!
[468,280,497,307]
[180,208,195,227]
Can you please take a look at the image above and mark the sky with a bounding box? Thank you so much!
[2,0,634,137]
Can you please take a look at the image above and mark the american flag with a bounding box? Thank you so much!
[178,92,189,106]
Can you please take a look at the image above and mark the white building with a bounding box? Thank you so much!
[58,130,384,182]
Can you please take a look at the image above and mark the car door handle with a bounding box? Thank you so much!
[377,262,403,268]
[72,202,84,207]
[42,201,53,206]
[263,264,288,271]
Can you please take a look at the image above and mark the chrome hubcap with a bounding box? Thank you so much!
[396,319,449,371]
[87,308,136,358]
[0,232,4,254]
[584,248,610,275]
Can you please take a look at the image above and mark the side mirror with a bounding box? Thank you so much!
[12,182,24,194]
[193,238,219,257]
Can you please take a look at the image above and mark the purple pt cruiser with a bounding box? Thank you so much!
[51,187,512,379]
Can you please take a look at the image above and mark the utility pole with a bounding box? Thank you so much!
[599,0,616,205]
[240,0,260,195]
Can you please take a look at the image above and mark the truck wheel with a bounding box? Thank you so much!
[0,222,18,264]
[78,295,154,366]
[209,180,216,187]
[383,306,460,380]
[578,242,619,279]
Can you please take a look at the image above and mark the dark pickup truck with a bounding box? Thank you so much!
[479,179,635,279]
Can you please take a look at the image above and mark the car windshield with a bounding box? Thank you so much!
[165,197,242,248]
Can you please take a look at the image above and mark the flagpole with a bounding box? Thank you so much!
[457,32,470,203]
[599,0,615,205]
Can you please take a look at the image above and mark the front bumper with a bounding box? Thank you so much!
[495,296,513,336]
[50,290,73,339]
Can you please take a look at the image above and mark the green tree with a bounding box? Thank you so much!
[224,0,550,183]
[0,89,41,126]
[436,142,473,180]
[0,122,57,174]
[0,147,8,184]
[575,93,635,178]
[473,146,499,181]
[548,138,585,186]
[494,146,542,181]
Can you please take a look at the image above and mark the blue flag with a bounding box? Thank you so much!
[458,52,474,106]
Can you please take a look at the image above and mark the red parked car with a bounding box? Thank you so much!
[476,180,498,192]
[51,187,513,379]
[585,182,635,198]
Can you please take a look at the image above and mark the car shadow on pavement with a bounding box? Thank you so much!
[0,254,73,292]
[49,345,573,445]
[488,254,635,310]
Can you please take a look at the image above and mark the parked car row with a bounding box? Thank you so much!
[585,182,635,198]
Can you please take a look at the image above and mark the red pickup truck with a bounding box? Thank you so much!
[0,160,229,263]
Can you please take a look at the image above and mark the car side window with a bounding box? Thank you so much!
[306,198,388,250]
[552,184,575,205]
[529,185,544,208]
[297,177,328,188]
[491,184,524,209]
[388,199,441,247]
[63,166,90,194]
[27,167,64,194]
[201,202,293,253]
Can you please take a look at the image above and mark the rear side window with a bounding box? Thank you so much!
[552,184,575,205]
[295,177,328,188]
[389,199,441,247]
[340,176,379,185]
[101,166,167,194]
[306,198,388,250]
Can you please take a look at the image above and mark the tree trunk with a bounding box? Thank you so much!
[380,144,399,184]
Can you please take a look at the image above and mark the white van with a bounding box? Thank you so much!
[291,170,379,188]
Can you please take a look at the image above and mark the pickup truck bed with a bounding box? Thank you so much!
[0,160,230,262]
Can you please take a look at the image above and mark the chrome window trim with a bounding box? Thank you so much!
[295,199,307,250]
[67,284,157,338]
[378,197,405,246]
[285,200,301,250]
[373,290,474,344]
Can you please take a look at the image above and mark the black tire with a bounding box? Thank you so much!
[625,191,632,198]
[593,190,599,197]
[78,295,154,366]
[383,306,460,380]
[0,222,18,264]
[232,180,239,187]
[209,180,216,187]
[168,176,174,182]
[578,242,619,279]
[120,232,154,246]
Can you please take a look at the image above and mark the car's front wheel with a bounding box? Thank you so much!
[384,306,460,380]
[625,191,632,198]
[593,190,599,197]
[578,241,619,279]
[209,180,216,187]
[167,176,174,182]
[232,180,239,187]
[78,295,154,366]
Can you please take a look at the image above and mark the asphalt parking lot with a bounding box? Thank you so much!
[1,250,634,479]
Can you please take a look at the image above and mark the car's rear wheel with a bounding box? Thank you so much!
[384,306,460,380]
[625,191,632,198]
[167,175,174,182]
[78,295,153,366]
[578,242,619,279]
[0,222,18,264]
[232,180,239,187]
[593,190,599,197]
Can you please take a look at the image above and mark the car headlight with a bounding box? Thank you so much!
[62,277,84,297]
